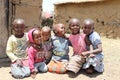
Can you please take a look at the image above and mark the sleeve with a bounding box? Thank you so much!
[6,37,18,62]
[93,33,102,45]
[68,39,72,46]
[27,47,35,72]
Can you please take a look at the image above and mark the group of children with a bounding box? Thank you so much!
[6,18,104,79]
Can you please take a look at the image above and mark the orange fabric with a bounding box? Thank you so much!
[48,60,66,74]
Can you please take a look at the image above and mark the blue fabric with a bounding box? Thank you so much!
[34,62,48,72]
[11,63,30,79]
[51,35,70,61]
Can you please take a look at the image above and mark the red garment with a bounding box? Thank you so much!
[69,33,86,55]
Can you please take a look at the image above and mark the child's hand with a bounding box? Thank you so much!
[81,52,89,57]
[89,53,95,58]
[16,59,23,67]
[31,71,37,79]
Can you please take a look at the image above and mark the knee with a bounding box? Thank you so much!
[38,66,48,72]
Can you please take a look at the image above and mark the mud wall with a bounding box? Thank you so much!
[0,0,9,58]
[54,0,120,38]
[9,0,42,33]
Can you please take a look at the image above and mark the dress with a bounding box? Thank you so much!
[82,31,104,72]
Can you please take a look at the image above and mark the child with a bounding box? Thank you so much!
[41,26,52,64]
[47,23,70,74]
[66,18,86,74]
[27,28,48,78]
[6,18,30,79]
[82,18,104,74]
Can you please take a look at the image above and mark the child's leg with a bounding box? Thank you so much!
[21,66,30,77]
[35,62,48,73]
[11,63,24,79]
[83,54,104,73]
[85,65,94,74]
[66,55,85,74]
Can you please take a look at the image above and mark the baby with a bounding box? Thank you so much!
[82,18,104,74]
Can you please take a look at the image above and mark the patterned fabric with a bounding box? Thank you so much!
[83,31,104,72]
[66,55,85,74]
[48,35,70,74]
[42,39,53,64]
[51,35,70,61]
[48,60,67,74]
[69,33,86,55]
[6,33,28,62]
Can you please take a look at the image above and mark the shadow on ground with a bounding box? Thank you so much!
[66,69,103,78]
[0,57,11,68]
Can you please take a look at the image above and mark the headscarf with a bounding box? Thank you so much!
[28,28,36,43]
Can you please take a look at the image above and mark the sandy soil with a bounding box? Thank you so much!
[0,37,120,80]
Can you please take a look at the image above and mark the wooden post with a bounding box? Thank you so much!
[0,0,9,58]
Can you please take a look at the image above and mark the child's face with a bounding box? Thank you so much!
[55,24,65,37]
[33,30,42,45]
[69,22,80,35]
[83,23,93,35]
[13,23,25,36]
[42,31,51,42]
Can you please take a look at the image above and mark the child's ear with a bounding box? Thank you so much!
[54,30,57,33]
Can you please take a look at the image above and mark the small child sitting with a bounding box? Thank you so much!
[82,18,104,74]
[27,28,48,78]
[6,18,30,79]
[48,23,71,74]
[66,18,86,74]
[41,26,52,64]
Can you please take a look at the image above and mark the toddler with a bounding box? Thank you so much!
[82,18,104,74]
[48,23,71,74]
[41,26,52,64]
[27,28,48,78]
[6,18,30,79]
[66,18,86,74]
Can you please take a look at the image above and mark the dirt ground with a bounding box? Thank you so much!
[0,37,120,80]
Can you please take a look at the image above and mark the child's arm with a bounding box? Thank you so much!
[27,47,36,73]
[6,37,18,62]
[81,44,93,57]
[90,43,102,54]
[82,43,102,57]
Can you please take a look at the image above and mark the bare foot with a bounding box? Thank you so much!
[31,72,37,79]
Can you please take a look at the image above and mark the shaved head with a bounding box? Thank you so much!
[83,18,94,28]
[53,23,64,32]
[13,18,25,25]
[41,26,51,33]
[69,18,80,26]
